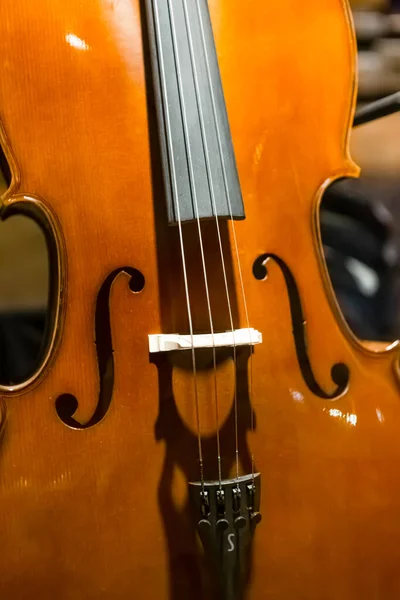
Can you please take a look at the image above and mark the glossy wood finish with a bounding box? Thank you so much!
[1,1,400,598]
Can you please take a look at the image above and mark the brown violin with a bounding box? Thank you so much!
[1,0,400,598]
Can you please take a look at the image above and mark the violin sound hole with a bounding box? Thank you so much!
[56,267,145,429]
[253,254,350,399]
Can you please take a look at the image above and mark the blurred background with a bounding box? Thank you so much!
[324,0,400,342]
[0,0,399,384]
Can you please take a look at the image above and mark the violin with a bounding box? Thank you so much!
[1,0,399,598]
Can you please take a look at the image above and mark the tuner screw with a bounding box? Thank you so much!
[250,511,262,526]
[198,518,211,533]
[216,518,229,532]
[234,516,246,529]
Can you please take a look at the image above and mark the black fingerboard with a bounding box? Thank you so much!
[144,0,245,224]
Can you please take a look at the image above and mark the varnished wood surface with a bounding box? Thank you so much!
[1,1,400,598]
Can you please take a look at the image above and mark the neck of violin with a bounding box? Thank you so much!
[144,0,245,225]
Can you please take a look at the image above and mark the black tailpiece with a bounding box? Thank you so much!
[189,473,261,600]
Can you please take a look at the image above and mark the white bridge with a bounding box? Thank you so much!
[148,328,262,353]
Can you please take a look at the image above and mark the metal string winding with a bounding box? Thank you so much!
[152,0,205,487]
[167,0,222,485]
[182,0,240,482]
[195,0,256,480]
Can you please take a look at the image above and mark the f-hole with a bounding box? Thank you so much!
[253,254,350,399]
[55,267,145,429]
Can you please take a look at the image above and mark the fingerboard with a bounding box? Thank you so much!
[144,0,245,224]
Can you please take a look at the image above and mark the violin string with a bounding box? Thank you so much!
[183,0,239,482]
[166,0,223,485]
[152,0,205,486]
[196,0,255,479]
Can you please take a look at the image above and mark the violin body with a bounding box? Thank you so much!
[1,1,400,598]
